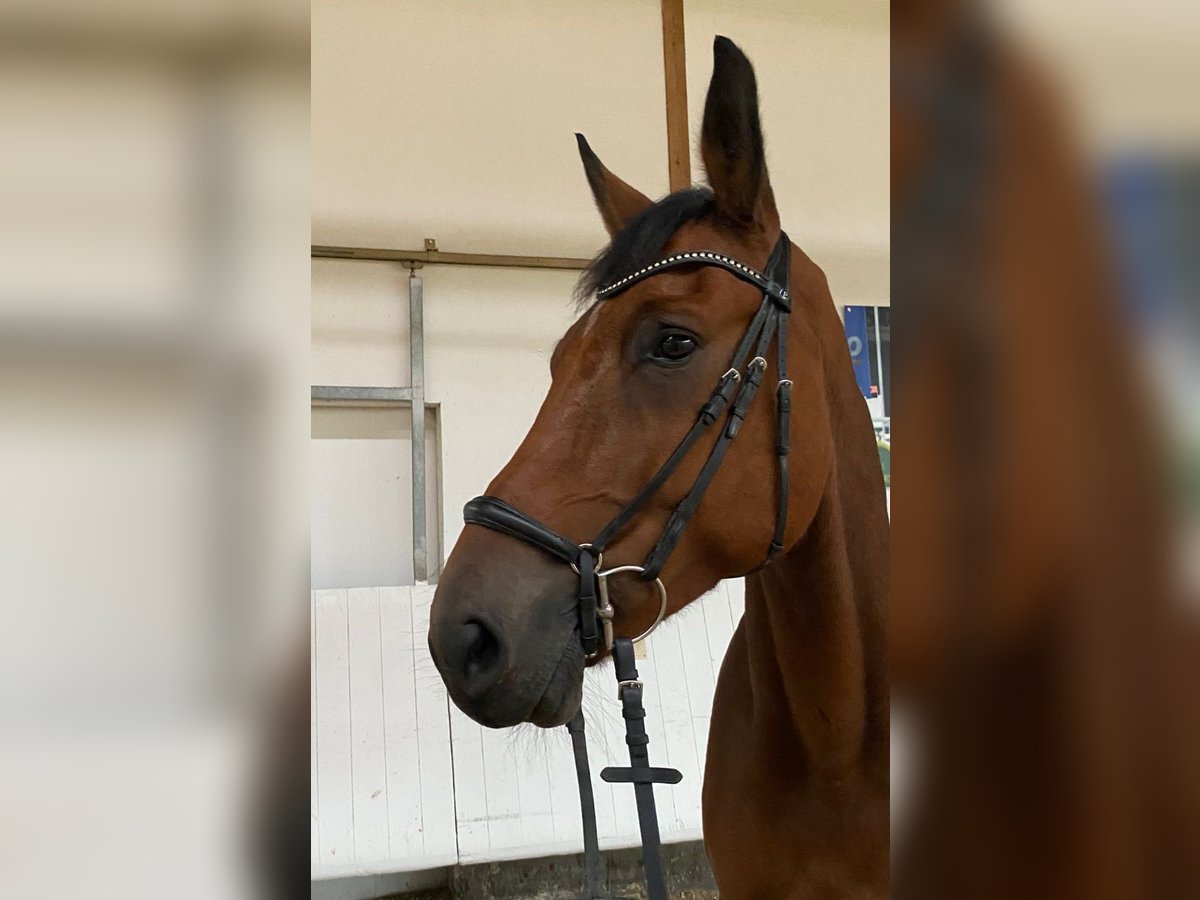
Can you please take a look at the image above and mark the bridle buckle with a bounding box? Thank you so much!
[616,678,642,699]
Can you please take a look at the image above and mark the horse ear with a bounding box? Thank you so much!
[700,36,779,231]
[576,133,654,238]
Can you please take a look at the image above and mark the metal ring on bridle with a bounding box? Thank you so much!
[596,565,669,644]
[570,543,602,574]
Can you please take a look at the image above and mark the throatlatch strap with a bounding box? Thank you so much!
[770,238,792,556]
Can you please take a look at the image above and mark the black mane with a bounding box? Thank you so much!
[575,187,715,307]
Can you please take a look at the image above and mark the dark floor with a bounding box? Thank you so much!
[382,841,718,899]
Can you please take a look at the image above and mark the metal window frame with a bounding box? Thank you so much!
[311,268,431,583]
[312,243,589,585]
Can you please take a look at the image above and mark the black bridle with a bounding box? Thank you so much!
[462,230,795,899]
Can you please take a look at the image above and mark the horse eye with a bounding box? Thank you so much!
[653,331,697,362]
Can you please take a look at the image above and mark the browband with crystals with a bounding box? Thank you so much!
[596,248,792,310]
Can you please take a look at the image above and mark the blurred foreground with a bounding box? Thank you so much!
[893,1,1200,897]
[0,3,308,899]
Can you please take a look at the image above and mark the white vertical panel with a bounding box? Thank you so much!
[637,634,681,835]
[545,721,583,849]
[312,586,459,878]
[703,582,738,678]
[410,585,457,861]
[348,588,390,862]
[379,587,422,863]
[512,733,556,848]
[652,617,704,833]
[314,578,745,875]
[314,590,354,867]
[449,704,489,859]
[479,717,522,853]
[676,596,719,782]
[725,578,746,622]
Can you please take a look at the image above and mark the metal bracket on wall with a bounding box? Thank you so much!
[407,267,428,582]
[310,265,430,583]
[311,237,590,584]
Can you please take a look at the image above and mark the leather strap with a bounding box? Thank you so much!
[638,235,791,579]
[566,710,606,899]
[464,497,605,654]
[599,638,682,900]
[588,365,742,553]
[770,238,792,556]
[463,495,580,564]
[576,547,600,655]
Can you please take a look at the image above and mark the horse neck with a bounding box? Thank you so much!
[741,305,890,774]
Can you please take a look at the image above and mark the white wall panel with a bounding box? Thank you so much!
[378,587,422,862]
[410,586,459,861]
[312,587,457,880]
[347,588,391,862]
[314,590,355,869]
[312,583,740,876]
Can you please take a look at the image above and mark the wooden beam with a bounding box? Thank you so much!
[660,0,691,192]
[312,245,589,270]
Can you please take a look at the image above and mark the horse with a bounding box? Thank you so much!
[891,2,1200,896]
[429,37,889,898]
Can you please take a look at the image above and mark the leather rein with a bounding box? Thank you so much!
[462,231,794,898]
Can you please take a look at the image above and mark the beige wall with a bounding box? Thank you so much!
[312,0,889,303]
[312,0,668,257]
[685,1,889,305]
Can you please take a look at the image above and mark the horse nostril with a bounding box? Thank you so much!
[461,619,502,686]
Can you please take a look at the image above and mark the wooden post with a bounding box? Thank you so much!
[660,0,691,192]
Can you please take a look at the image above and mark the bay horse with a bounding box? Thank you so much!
[892,2,1200,897]
[430,37,889,898]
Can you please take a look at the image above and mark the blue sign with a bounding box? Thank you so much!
[843,306,873,398]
